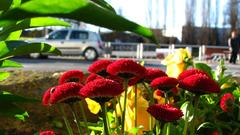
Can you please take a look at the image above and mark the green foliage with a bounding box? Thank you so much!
[0,0,156,42]
[194,63,213,78]
[0,17,70,39]
[0,72,10,81]
[0,0,155,124]
[0,91,39,103]
[0,102,29,121]
[0,60,22,68]
[0,41,61,60]
[91,0,116,13]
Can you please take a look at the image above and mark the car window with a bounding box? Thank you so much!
[70,31,88,40]
[48,30,68,40]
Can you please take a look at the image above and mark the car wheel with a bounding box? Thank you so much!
[83,48,98,61]
[30,53,48,59]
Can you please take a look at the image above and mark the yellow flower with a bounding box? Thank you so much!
[85,98,101,114]
[115,86,152,134]
[162,48,192,78]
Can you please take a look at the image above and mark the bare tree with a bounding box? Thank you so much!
[147,0,153,28]
[182,0,196,44]
[200,0,211,45]
[224,0,239,31]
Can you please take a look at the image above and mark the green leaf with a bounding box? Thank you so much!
[233,88,240,98]
[218,75,232,86]
[0,131,7,135]
[0,103,29,121]
[15,111,28,121]
[2,30,22,40]
[0,0,156,42]
[0,60,23,68]
[91,0,116,13]
[197,122,215,131]
[0,40,61,60]
[0,0,12,11]
[194,63,213,78]
[0,20,15,27]
[180,101,193,122]
[128,127,139,134]
[0,91,39,102]
[0,72,10,81]
[0,17,70,37]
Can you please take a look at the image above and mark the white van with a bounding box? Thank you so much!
[30,29,104,61]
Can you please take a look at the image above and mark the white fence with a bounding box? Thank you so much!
[104,42,236,61]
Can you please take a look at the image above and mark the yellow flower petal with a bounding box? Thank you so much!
[85,98,101,114]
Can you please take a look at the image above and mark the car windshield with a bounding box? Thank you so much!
[48,30,68,40]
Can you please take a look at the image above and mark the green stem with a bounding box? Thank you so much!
[190,95,200,135]
[117,96,123,115]
[238,103,240,121]
[101,103,109,135]
[121,79,129,135]
[182,111,189,135]
[232,128,239,135]
[113,99,121,134]
[58,105,74,135]
[79,101,90,135]
[160,123,167,135]
[166,123,171,135]
[134,84,138,133]
[69,104,83,135]
[142,82,154,130]
[142,82,154,105]
[155,121,160,135]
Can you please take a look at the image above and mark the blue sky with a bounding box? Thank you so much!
[88,0,229,40]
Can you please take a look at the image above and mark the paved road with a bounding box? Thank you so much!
[9,57,240,76]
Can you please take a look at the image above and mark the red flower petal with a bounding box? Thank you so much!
[42,82,83,106]
[106,75,124,85]
[80,79,123,98]
[59,70,84,84]
[147,104,183,122]
[42,87,52,106]
[178,68,209,80]
[145,68,167,82]
[106,59,146,79]
[88,59,112,75]
[85,73,104,83]
[178,74,220,94]
[40,131,55,135]
[220,93,235,112]
[151,77,178,90]
[128,76,143,86]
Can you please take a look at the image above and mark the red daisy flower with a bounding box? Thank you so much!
[106,75,124,84]
[150,77,179,90]
[178,68,209,80]
[42,82,83,106]
[88,59,112,76]
[147,104,183,122]
[144,68,167,82]
[171,87,179,94]
[210,130,219,135]
[128,76,144,86]
[85,73,104,83]
[178,74,220,94]
[106,59,146,79]
[220,93,235,112]
[59,70,84,84]
[40,131,55,135]
[80,79,123,103]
